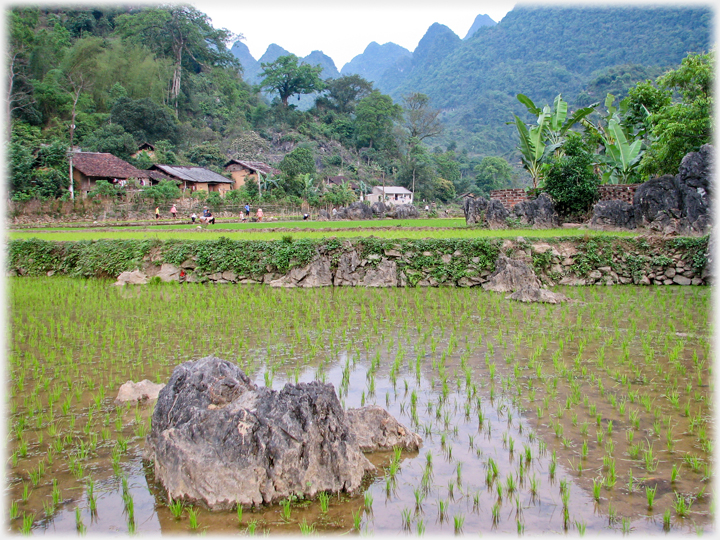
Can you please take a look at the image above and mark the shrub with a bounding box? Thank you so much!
[542,134,600,219]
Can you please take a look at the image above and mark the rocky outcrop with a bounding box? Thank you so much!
[464,196,509,228]
[633,174,681,233]
[371,201,388,216]
[333,251,398,287]
[512,193,559,228]
[590,200,636,229]
[145,357,376,509]
[346,406,422,452]
[115,380,165,404]
[483,254,541,292]
[386,204,419,219]
[676,144,712,233]
[335,202,373,220]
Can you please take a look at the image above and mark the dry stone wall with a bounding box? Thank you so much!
[7,236,710,287]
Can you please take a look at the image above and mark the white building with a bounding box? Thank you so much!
[365,186,414,205]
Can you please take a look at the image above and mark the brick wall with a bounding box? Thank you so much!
[597,184,639,204]
[489,189,529,208]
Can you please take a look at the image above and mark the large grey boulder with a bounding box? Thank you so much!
[270,257,333,288]
[145,357,376,509]
[590,200,636,229]
[676,144,712,233]
[483,254,541,292]
[633,174,682,232]
[511,193,559,228]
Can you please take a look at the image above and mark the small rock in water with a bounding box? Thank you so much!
[115,380,165,404]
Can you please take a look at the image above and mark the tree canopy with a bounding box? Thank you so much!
[260,55,325,107]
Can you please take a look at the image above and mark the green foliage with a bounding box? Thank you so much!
[315,74,373,114]
[638,52,713,177]
[279,147,316,180]
[8,238,153,277]
[474,157,514,197]
[110,97,179,144]
[187,142,226,168]
[542,134,599,218]
[81,123,136,160]
[88,180,123,199]
[355,91,402,151]
[141,179,182,205]
[260,55,325,107]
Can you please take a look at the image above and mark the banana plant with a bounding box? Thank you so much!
[300,173,318,202]
[513,109,550,189]
[257,172,279,199]
[517,93,598,154]
[601,116,645,184]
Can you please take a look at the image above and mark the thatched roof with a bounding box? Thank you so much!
[150,164,233,184]
[72,152,144,179]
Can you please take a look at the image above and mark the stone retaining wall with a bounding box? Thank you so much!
[7,236,710,288]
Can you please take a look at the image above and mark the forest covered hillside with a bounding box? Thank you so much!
[7,4,713,210]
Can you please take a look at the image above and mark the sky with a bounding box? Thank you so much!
[196,0,710,71]
[197,0,517,70]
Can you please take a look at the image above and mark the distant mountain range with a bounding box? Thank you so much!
[230,6,712,157]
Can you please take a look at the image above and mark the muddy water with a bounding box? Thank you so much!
[7,279,712,534]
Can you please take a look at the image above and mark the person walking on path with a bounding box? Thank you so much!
[170,204,177,219]
[244,203,250,221]
[256,208,264,222]
[191,212,197,223]
[155,206,160,220]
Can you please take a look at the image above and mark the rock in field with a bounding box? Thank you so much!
[346,406,422,452]
[114,269,148,285]
[145,357,389,509]
[115,380,165,404]
[483,254,541,292]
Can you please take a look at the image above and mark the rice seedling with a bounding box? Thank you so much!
[663,508,672,530]
[673,492,692,517]
[646,484,657,509]
[21,512,34,535]
[186,507,199,530]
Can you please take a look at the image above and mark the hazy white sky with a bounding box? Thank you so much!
[198,0,517,69]
[196,0,710,70]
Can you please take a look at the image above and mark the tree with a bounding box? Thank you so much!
[474,156,514,197]
[81,123,136,159]
[115,6,239,112]
[279,147,316,179]
[317,74,373,114]
[142,179,182,204]
[638,51,713,177]
[110,96,179,144]
[402,92,442,141]
[259,55,325,107]
[187,142,225,168]
[355,91,402,151]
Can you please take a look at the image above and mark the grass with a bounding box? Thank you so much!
[8,225,637,242]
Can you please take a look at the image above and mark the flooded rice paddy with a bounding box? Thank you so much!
[7,278,713,534]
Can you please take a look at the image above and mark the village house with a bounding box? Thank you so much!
[223,159,280,190]
[365,186,414,206]
[130,142,156,160]
[326,175,359,190]
[70,152,170,198]
[150,164,234,193]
